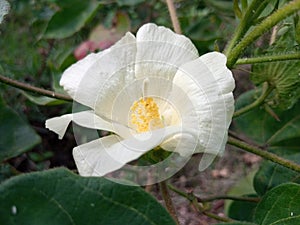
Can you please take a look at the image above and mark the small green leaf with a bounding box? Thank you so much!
[241,0,248,11]
[254,183,300,225]
[233,0,243,19]
[224,169,257,214]
[139,148,172,165]
[44,0,100,39]
[0,96,41,161]
[21,91,66,106]
[227,194,258,222]
[28,151,53,162]
[0,168,176,225]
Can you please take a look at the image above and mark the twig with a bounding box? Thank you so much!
[159,181,180,225]
[168,184,260,203]
[224,0,265,56]
[200,195,260,203]
[0,74,72,102]
[168,184,235,222]
[166,0,182,34]
[228,136,300,173]
[226,0,300,68]
[236,52,300,65]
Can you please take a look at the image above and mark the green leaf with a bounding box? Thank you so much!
[0,96,41,162]
[254,147,300,196]
[44,0,100,39]
[0,164,18,183]
[139,148,172,165]
[0,168,176,225]
[21,91,66,106]
[254,183,300,225]
[235,92,300,195]
[234,90,300,145]
[241,0,248,11]
[228,194,258,222]
[225,169,257,214]
[233,0,242,19]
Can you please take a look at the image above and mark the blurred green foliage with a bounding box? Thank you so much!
[0,1,300,224]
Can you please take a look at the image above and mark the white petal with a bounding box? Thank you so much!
[171,52,235,157]
[45,111,130,139]
[59,53,98,102]
[199,52,235,126]
[199,52,235,95]
[135,23,199,81]
[46,114,73,139]
[73,126,189,176]
[60,32,137,113]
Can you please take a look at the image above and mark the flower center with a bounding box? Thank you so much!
[130,97,164,133]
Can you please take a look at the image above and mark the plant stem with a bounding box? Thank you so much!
[233,82,273,118]
[200,195,260,203]
[224,0,264,56]
[169,184,260,202]
[0,74,72,102]
[168,184,194,201]
[159,181,180,225]
[166,0,182,34]
[236,52,300,65]
[226,0,300,68]
[228,136,300,173]
[168,185,235,222]
[191,197,234,222]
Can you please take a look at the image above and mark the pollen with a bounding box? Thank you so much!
[130,97,164,133]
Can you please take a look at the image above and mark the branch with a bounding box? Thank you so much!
[159,181,180,225]
[200,195,260,203]
[224,0,265,56]
[166,0,182,34]
[168,184,260,203]
[228,136,300,173]
[0,74,72,102]
[168,185,235,223]
[226,0,300,68]
[236,52,300,65]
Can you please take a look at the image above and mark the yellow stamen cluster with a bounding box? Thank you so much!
[130,97,163,133]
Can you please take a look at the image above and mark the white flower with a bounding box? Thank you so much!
[46,23,235,180]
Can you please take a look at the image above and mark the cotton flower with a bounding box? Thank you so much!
[46,23,235,180]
